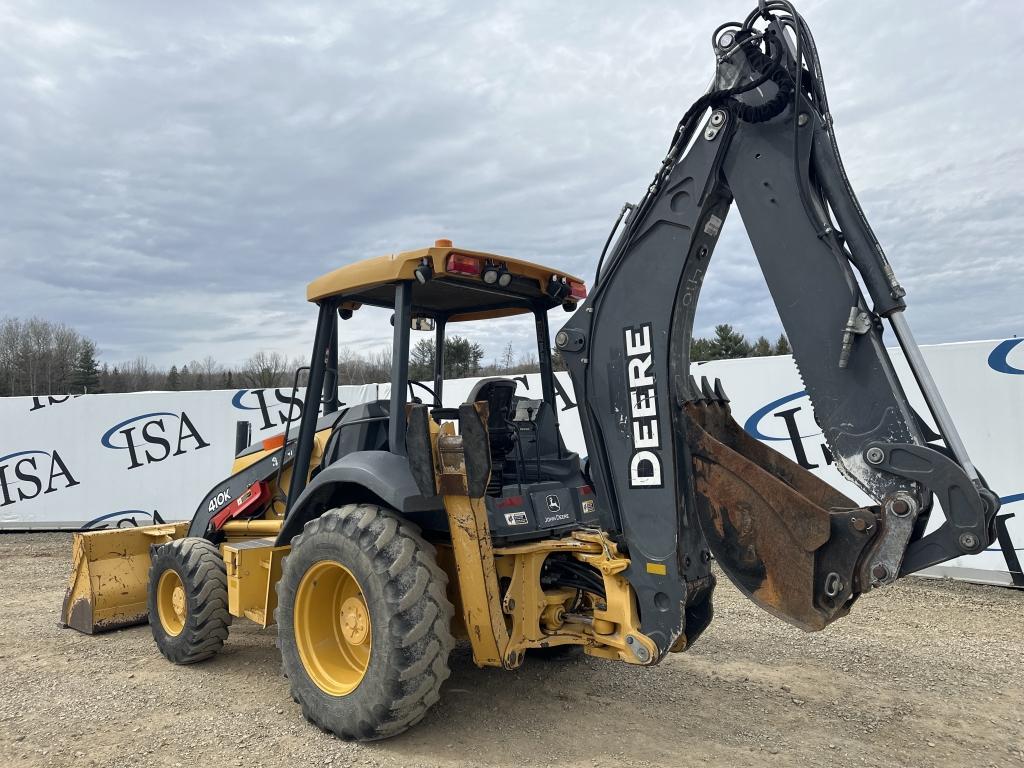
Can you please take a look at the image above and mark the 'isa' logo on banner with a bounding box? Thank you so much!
[101,411,210,470]
[743,389,834,470]
[0,449,80,507]
[231,389,303,432]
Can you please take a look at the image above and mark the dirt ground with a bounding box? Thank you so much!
[0,533,1021,768]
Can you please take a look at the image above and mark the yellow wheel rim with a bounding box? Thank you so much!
[294,561,371,696]
[157,569,187,636]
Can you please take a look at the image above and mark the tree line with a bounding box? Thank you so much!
[691,324,790,361]
[0,316,788,397]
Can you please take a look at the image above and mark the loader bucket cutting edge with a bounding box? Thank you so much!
[60,522,188,634]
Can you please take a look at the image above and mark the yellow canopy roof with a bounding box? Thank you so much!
[306,241,585,322]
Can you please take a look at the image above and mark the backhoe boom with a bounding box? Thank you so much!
[557,5,999,656]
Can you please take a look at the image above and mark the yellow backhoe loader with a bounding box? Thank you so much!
[61,2,999,741]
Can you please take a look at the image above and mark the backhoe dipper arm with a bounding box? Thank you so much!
[557,3,999,659]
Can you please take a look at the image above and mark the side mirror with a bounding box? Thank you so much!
[411,316,436,332]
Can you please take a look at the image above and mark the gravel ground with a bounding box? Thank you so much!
[0,532,1022,768]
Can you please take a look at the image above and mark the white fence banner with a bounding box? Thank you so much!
[1,339,1021,586]
[0,384,378,530]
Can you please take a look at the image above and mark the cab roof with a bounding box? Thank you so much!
[306,240,585,322]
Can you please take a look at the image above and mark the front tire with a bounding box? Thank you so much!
[147,537,232,664]
[276,504,455,741]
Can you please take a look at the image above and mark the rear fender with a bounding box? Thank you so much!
[275,451,443,545]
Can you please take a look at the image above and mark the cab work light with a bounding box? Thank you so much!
[482,263,513,287]
[414,258,433,284]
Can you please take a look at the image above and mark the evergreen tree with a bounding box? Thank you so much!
[408,337,485,380]
[166,364,181,391]
[708,324,751,359]
[774,334,791,355]
[409,339,434,381]
[690,336,714,362]
[750,335,773,356]
[71,339,101,393]
[445,336,485,378]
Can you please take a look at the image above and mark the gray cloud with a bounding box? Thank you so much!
[1,0,1022,369]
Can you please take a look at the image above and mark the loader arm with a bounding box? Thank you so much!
[557,3,999,656]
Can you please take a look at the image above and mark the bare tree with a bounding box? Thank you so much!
[0,317,88,396]
[123,356,155,392]
[1,315,791,397]
[0,318,23,395]
[51,323,81,392]
[242,351,290,388]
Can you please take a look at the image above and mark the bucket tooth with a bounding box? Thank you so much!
[688,374,705,404]
[679,375,696,403]
[700,376,717,403]
[713,378,730,403]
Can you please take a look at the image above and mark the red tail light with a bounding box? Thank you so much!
[446,253,482,276]
[569,280,587,300]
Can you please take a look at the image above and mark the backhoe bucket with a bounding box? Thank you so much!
[683,377,879,631]
[60,523,188,634]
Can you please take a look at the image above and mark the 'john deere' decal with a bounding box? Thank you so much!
[624,323,662,488]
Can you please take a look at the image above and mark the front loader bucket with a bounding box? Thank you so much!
[60,523,188,634]
[683,377,879,632]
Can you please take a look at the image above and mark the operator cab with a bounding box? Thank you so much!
[295,239,597,543]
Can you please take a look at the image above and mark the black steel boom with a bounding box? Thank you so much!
[558,5,999,658]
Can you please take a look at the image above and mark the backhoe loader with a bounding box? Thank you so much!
[61,1,1000,741]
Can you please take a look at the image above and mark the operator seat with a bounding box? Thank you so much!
[466,377,518,492]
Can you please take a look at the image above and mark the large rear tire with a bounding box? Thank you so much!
[276,504,455,741]
[147,537,232,664]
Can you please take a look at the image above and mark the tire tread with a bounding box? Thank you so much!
[275,504,454,741]
[148,537,232,665]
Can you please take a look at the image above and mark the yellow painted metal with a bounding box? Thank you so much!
[431,416,514,668]
[305,243,583,317]
[60,419,330,635]
[494,538,595,654]
[220,519,283,536]
[60,522,188,634]
[294,561,371,696]
[443,495,512,667]
[156,568,187,636]
[418,404,657,668]
[493,531,658,664]
[569,531,658,664]
[222,538,290,627]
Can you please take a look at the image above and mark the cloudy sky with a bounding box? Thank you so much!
[2,0,1022,369]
